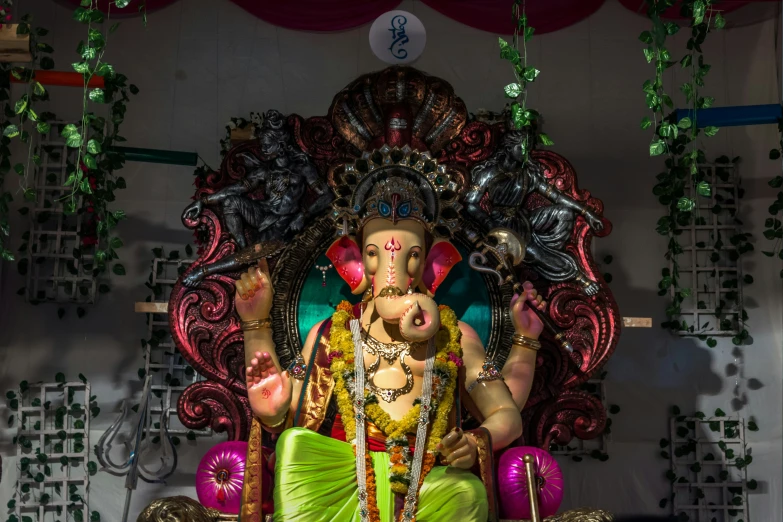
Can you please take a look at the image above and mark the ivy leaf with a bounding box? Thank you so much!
[55,372,65,383]
[129,84,140,95]
[72,61,90,74]
[714,408,726,417]
[677,117,692,130]
[696,181,711,197]
[538,133,554,146]
[706,338,717,348]
[113,263,126,276]
[36,122,51,134]
[693,0,706,25]
[643,47,654,63]
[14,96,27,114]
[40,56,55,70]
[703,126,719,137]
[503,83,521,99]
[769,149,781,160]
[747,479,758,490]
[649,139,665,156]
[714,13,726,30]
[640,116,652,130]
[3,124,19,138]
[88,28,105,49]
[681,54,692,68]
[110,237,123,249]
[95,63,115,77]
[522,66,540,82]
[768,176,783,188]
[116,0,131,7]
[87,139,102,154]
[638,31,653,44]
[747,420,758,431]
[83,154,97,170]
[89,88,105,103]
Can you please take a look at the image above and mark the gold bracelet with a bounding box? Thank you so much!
[242,318,271,331]
[513,340,540,352]
[580,206,589,216]
[513,333,541,346]
[261,412,287,429]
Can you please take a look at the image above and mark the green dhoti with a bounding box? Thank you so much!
[273,428,488,522]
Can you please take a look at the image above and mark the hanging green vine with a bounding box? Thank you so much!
[0,8,57,264]
[498,0,553,161]
[764,120,783,270]
[641,1,751,346]
[58,1,139,295]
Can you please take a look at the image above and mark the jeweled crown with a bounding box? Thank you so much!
[329,144,463,236]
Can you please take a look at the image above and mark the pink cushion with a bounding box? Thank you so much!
[196,441,248,514]
[498,446,564,519]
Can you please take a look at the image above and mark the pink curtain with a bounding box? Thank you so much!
[59,0,779,31]
[618,0,778,19]
[230,0,401,32]
[420,0,606,35]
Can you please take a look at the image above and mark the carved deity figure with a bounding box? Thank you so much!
[464,130,604,295]
[182,110,333,287]
[232,149,547,521]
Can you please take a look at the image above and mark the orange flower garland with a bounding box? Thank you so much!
[328,301,462,521]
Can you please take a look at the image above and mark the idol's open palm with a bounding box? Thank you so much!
[245,351,292,421]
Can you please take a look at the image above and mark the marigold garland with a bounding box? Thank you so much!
[328,301,462,519]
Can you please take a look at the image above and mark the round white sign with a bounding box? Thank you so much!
[369,10,426,65]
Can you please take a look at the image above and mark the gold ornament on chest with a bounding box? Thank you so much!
[362,332,424,403]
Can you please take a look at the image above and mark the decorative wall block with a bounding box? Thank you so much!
[22,122,99,304]
[143,252,212,438]
[668,415,750,521]
[673,161,745,337]
[11,380,95,522]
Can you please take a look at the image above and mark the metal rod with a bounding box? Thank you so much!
[523,454,542,522]
[108,146,199,166]
[675,104,781,128]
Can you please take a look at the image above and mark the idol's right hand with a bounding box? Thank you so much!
[246,351,292,424]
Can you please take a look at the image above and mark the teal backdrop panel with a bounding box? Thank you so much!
[296,246,492,347]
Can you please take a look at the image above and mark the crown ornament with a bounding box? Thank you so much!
[329,144,463,237]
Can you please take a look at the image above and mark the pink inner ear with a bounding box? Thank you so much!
[422,241,462,294]
[326,236,365,292]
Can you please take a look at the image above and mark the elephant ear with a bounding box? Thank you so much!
[422,240,462,294]
[326,235,367,294]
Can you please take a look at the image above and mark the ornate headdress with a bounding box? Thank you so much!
[329,144,463,237]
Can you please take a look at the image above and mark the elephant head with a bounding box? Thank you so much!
[326,217,461,342]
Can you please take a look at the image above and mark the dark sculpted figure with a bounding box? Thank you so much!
[181,110,333,287]
[464,130,604,295]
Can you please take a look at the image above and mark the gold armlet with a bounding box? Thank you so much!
[580,206,589,216]
[242,318,271,331]
[512,333,541,351]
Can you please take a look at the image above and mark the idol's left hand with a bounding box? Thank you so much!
[510,281,546,339]
[437,428,477,469]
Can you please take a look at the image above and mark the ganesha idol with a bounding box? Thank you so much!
[162,67,620,522]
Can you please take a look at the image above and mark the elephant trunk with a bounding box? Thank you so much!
[374,288,440,342]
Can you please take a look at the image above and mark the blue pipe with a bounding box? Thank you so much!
[675,104,782,128]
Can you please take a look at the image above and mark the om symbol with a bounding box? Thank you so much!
[388,15,409,59]
[261,388,271,399]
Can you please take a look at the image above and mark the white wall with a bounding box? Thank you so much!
[0,0,781,519]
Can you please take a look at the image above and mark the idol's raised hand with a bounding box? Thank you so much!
[234,263,274,322]
[510,281,546,339]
